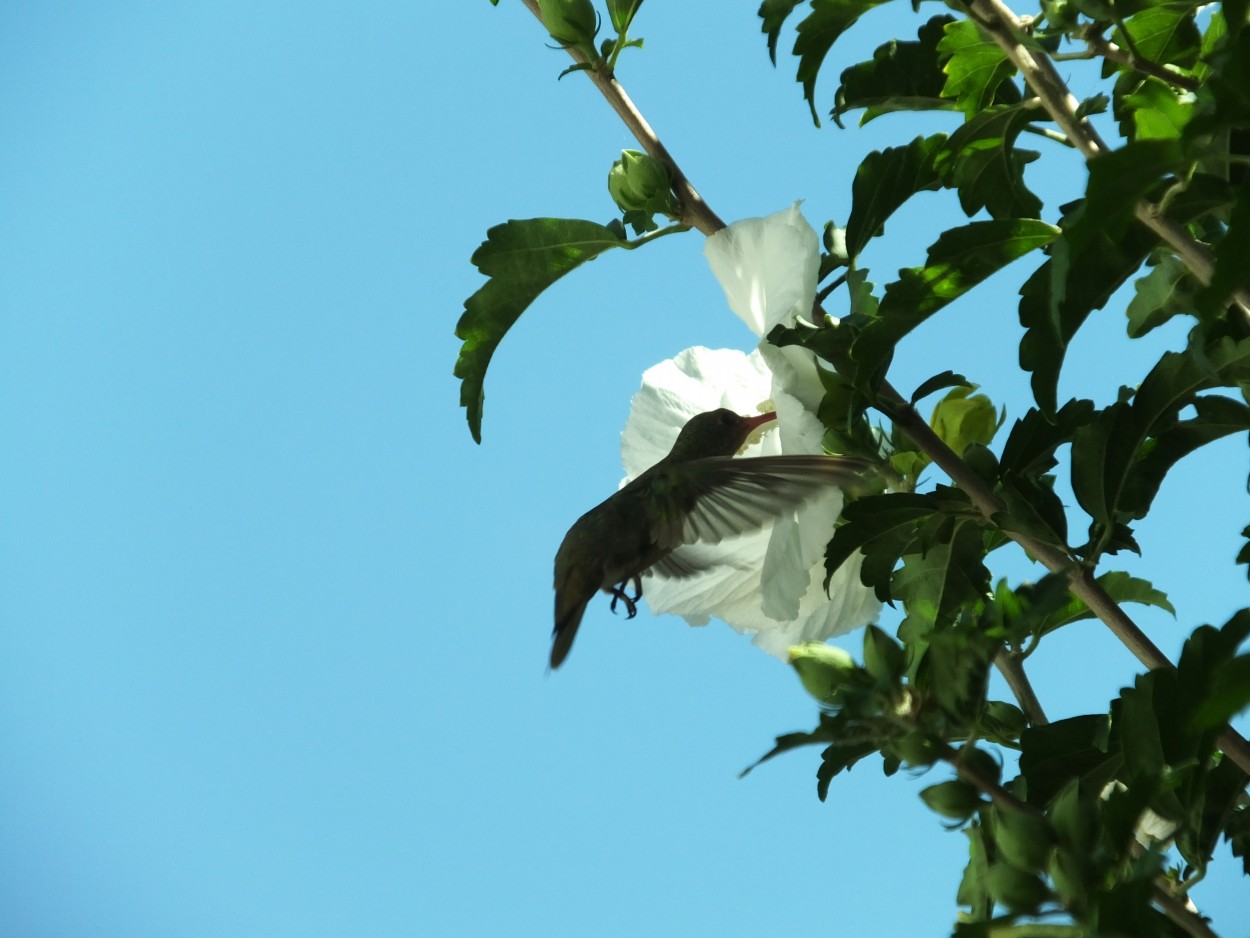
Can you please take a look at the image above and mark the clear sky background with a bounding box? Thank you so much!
[1,3,1246,936]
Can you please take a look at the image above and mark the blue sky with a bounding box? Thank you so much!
[1,3,1245,936]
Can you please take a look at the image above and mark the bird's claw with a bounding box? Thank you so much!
[609,576,642,619]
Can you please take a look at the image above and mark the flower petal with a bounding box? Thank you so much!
[703,203,820,337]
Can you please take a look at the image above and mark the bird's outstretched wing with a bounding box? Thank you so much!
[645,455,872,553]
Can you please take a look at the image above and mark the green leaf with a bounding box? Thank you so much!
[1121,394,1250,517]
[932,104,1043,220]
[1018,207,1159,415]
[911,370,972,403]
[825,493,938,599]
[845,134,946,260]
[1112,4,1202,70]
[921,779,985,820]
[758,0,804,64]
[785,0,892,125]
[1126,253,1197,337]
[892,518,992,632]
[455,218,632,442]
[999,400,1096,477]
[1238,524,1250,580]
[1019,715,1118,808]
[833,15,956,125]
[1123,77,1194,142]
[1195,179,1250,313]
[853,219,1059,378]
[605,0,643,33]
[937,19,1017,119]
[1191,609,1250,728]
[1068,339,1250,534]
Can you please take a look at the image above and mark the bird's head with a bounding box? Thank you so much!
[665,408,777,462]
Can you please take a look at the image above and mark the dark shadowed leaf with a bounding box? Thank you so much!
[853,219,1058,378]
[845,134,946,259]
[933,104,1043,219]
[782,0,893,124]
[455,218,662,441]
[833,15,956,125]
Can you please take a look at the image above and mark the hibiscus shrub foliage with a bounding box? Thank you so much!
[456,0,1250,934]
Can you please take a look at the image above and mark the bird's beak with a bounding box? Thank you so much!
[743,411,777,431]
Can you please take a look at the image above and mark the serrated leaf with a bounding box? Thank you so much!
[892,518,992,632]
[825,493,938,599]
[1018,208,1159,415]
[1084,339,1250,526]
[938,19,1017,118]
[845,134,946,259]
[1190,610,1250,728]
[1126,253,1197,337]
[1019,715,1118,808]
[852,219,1059,378]
[758,0,804,64]
[933,104,1043,220]
[833,15,956,125]
[999,400,1096,477]
[454,218,631,441]
[786,0,892,125]
[1121,394,1250,516]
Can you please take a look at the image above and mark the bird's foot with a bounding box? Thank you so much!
[609,577,642,619]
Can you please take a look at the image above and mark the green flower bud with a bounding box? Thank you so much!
[789,642,857,705]
[607,149,675,214]
[862,624,904,683]
[985,863,1049,913]
[991,804,1055,874]
[538,0,597,47]
[919,779,984,821]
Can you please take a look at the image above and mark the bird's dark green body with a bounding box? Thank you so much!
[550,409,868,668]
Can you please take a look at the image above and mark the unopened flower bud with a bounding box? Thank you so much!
[538,0,597,46]
[608,150,676,214]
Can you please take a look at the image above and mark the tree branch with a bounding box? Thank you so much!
[962,0,1250,321]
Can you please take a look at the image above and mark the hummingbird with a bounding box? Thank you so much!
[550,408,870,668]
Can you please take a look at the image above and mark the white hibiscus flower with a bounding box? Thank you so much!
[620,205,881,659]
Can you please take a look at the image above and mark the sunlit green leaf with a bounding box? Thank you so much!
[938,19,1017,118]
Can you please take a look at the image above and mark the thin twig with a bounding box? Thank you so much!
[1084,31,1202,93]
[994,651,1049,725]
